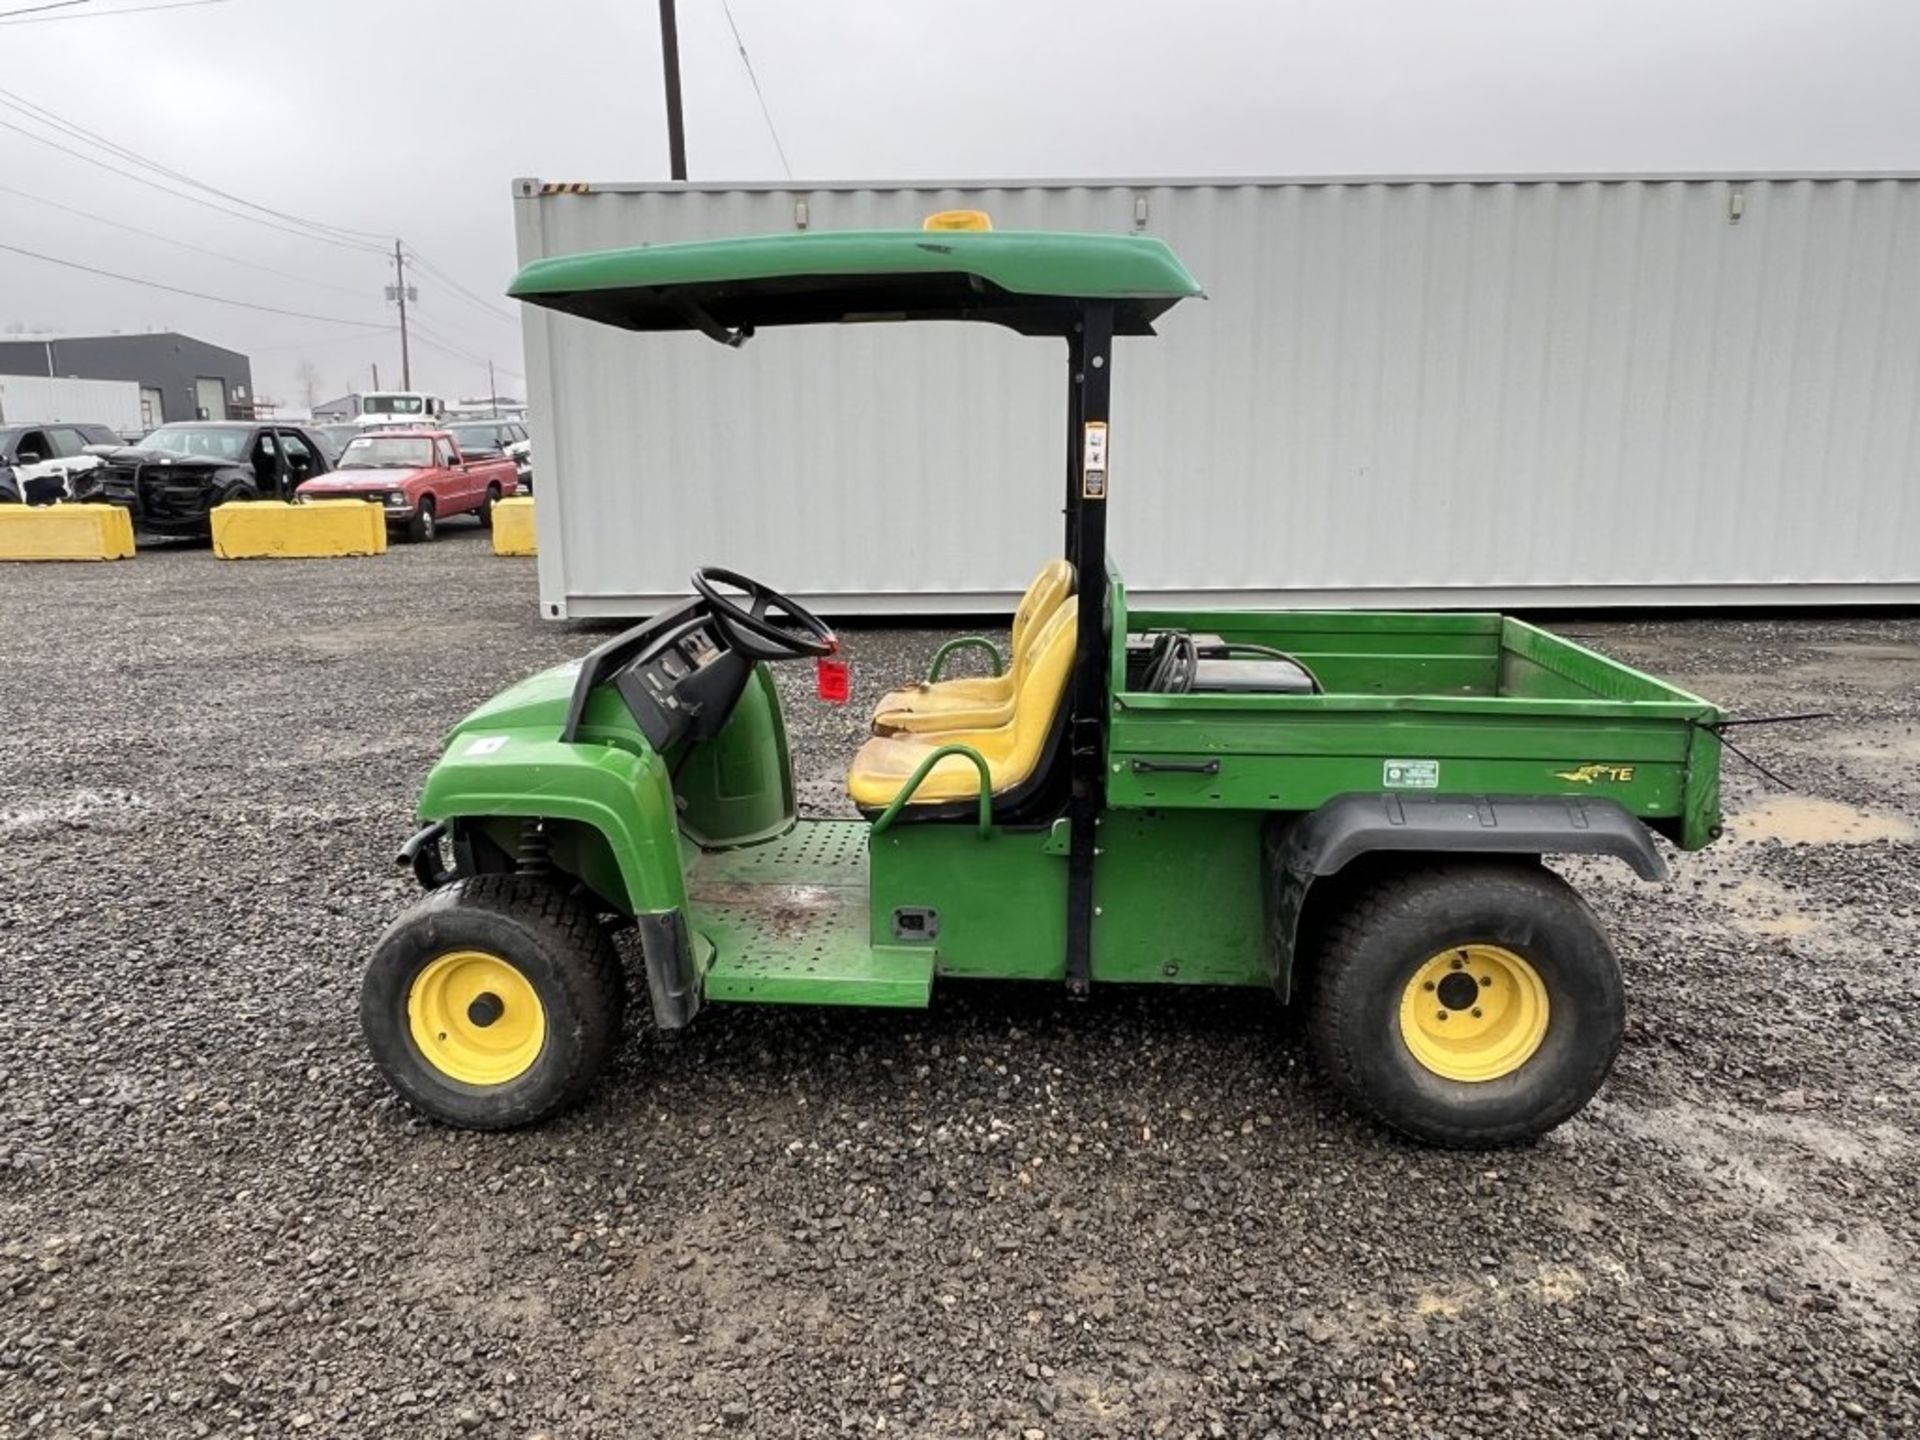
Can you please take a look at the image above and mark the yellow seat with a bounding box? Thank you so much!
[871,559,1074,734]
[848,603,1077,809]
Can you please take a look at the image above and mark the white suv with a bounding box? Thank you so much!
[0,421,123,503]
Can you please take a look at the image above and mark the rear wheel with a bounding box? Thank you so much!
[360,875,625,1129]
[404,495,436,543]
[1304,861,1624,1148]
[476,483,501,528]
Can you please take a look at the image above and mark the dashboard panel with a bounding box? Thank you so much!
[612,613,752,750]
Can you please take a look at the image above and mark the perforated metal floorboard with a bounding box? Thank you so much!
[687,822,928,1007]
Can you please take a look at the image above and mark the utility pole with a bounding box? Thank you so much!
[385,240,417,390]
[658,0,687,180]
[488,360,499,418]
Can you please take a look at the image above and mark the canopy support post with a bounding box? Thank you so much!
[1063,301,1113,997]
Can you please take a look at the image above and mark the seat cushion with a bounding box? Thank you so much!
[847,604,1078,811]
[871,678,1017,735]
[872,673,1009,718]
[848,734,1010,806]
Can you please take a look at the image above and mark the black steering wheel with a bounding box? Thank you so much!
[690,566,837,660]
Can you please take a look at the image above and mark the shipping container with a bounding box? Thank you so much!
[0,374,145,435]
[512,174,1920,619]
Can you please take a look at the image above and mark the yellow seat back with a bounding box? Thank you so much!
[1009,559,1075,664]
[845,600,1080,808]
[991,600,1078,788]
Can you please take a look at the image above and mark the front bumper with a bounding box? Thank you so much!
[298,491,414,520]
[82,463,220,535]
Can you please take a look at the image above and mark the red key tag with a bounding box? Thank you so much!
[816,637,850,705]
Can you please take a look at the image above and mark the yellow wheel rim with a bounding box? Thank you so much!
[406,949,546,1086]
[1398,944,1550,1083]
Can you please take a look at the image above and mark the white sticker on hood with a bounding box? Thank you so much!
[464,735,509,756]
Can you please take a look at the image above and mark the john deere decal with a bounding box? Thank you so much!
[1554,763,1636,784]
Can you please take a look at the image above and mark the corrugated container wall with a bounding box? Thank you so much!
[513,176,1920,618]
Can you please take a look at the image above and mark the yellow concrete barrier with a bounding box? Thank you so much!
[0,504,136,561]
[492,496,536,556]
[212,500,387,559]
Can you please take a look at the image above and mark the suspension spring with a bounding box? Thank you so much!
[516,821,552,875]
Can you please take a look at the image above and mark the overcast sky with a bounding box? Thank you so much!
[2,0,1916,413]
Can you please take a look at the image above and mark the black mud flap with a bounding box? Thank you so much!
[636,909,701,1031]
[1265,793,1668,998]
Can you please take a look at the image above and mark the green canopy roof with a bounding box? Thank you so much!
[508,229,1204,340]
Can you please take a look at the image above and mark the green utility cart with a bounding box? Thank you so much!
[361,216,1723,1147]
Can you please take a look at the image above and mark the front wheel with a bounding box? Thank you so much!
[360,875,626,1129]
[404,495,436,543]
[1304,861,1625,1148]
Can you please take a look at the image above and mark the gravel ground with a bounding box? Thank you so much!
[3,534,1918,1439]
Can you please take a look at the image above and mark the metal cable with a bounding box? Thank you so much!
[719,0,793,179]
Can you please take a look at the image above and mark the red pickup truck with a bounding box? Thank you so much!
[294,428,520,542]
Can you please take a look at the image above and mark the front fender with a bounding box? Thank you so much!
[418,731,687,916]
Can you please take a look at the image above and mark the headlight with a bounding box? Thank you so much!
[388,491,407,505]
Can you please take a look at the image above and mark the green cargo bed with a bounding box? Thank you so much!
[1111,587,1722,850]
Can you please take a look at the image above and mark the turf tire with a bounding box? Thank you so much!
[1305,860,1624,1148]
[360,875,625,1129]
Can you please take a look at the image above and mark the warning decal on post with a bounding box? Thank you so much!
[1082,421,1108,500]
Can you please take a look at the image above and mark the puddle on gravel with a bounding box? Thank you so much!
[1604,1101,1920,1327]
[1730,795,1916,846]
[1807,642,1920,663]
[0,788,149,837]
[1829,725,1920,764]
[1719,878,1820,938]
[1712,875,1827,940]
[1786,654,1920,692]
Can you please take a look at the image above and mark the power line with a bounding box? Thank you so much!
[405,246,519,326]
[250,325,397,353]
[0,0,228,25]
[0,239,388,326]
[0,181,376,299]
[718,0,792,180]
[409,331,484,367]
[0,86,388,249]
[407,321,524,381]
[407,320,490,368]
[0,0,90,19]
[0,114,385,254]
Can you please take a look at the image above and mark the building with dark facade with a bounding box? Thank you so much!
[0,333,255,429]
